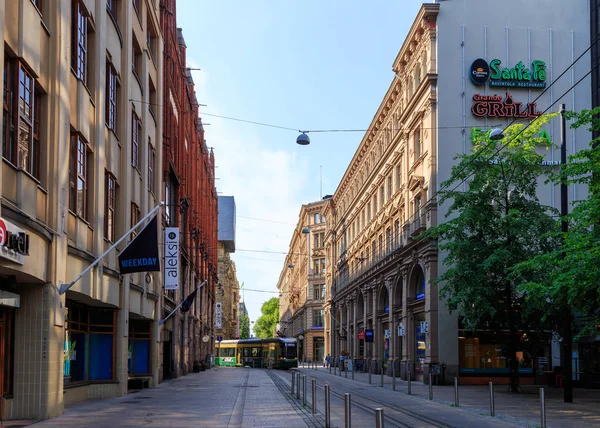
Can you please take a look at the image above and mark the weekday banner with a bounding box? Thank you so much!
[118,215,160,274]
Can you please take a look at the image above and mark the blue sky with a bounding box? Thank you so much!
[178,0,427,324]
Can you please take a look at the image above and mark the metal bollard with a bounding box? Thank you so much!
[454,377,459,407]
[312,379,317,415]
[540,388,546,428]
[352,358,355,380]
[291,370,295,394]
[408,370,411,395]
[368,359,372,384]
[429,374,433,400]
[375,408,384,428]
[302,375,306,406]
[489,382,495,416]
[324,384,331,428]
[381,368,384,387]
[345,361,348,378]
[392,364,396,391]
[344,393,351,428]
[296,373,300,399]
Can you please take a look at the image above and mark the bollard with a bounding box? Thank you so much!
[344,393,351,428]
[489,382,495,416]
[345,361,348,378]
[324,384,331,428]
[454,377,459,407]
[291,370,295,394]
[339,361,342,377]
[296,373,300,399]
[352,358,355,380]
[392,364,396,391]
[540,388,546,428]
[329,361,332,374]
[429,374,433,400]
[408,370,411,395]
[375,408,384,428]
[368,359,372,384]
[302,375,306,406]
[312,379,317,415]
[381,368,384,387]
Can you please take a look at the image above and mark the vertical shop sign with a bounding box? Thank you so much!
[215,302,223,329]
[164,227,180,290]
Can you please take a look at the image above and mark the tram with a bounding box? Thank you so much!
[215,337,298,369]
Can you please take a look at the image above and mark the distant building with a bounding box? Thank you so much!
[217,196,239,339]
[277,198,328,363]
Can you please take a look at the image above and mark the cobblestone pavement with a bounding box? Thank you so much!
[32,368,311,428]
[296,362,600,427]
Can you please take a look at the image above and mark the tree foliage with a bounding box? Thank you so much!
[253,297,279,339]
[239,313,250,339]
[424,114,559,391]
[515,108,600,337]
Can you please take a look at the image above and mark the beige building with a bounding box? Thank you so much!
[0,0,163,420]
[278,199,327,363]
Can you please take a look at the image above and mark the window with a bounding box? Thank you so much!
[313,284,324,301]
[387,176,392,200]
[414,127,421,159]
[71,0,88,84]
[378,235,383,256]
[128,320,151,375]
[148,138,155,194]
[313,259,320,274]
[147,22,157,64]
[314,213,319,224]
[395,164,401,191]
[380,186,385,206]
[3,56,15,164]
[132,38,142,88]
[313,233,319,249]
[386,227,392,253]
[321,258,326,274]
[64,301,116,385]
[130,202,140,236]
[414,194,422,225]
[373,194,377,215]
[313,310,324,327]
[394,220,400,247]
[165,172,177,226]
[131,110,140,169]
[69,134,90,219]
[105,172,116,242]
[106,63,117,131]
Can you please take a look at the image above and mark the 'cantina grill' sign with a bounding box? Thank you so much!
[471,93,541,119]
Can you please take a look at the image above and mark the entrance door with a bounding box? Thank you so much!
[0,322,3,420]
[314,337,325,364]
[414,313,426,381]
[162,340,172,379]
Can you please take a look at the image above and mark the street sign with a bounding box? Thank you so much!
[217,336,223,342]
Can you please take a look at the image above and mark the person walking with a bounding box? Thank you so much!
[325,354,331,368]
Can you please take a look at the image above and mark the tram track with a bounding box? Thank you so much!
[274,369,456,428]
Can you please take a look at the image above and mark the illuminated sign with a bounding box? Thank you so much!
[470,59,547,88]
[471,93,541,119]
[0,217,30,265]
[365,329,374,343]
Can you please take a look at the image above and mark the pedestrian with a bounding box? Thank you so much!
[340,354,345,371]
[325,354,331,368]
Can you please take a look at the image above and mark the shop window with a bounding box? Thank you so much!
[64,302,116,385]
[128,320,151,375]
[313,310,324,327]
[415,268,425,300]
[0,308,15,396]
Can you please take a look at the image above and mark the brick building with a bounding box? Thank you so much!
[160,0,218,379]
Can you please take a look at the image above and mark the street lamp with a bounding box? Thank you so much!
[297,132,310,145]
[489,127,505,140]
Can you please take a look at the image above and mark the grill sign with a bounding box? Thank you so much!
[470,58,490,85]
[471,93,541,119]
[0,218,30,265]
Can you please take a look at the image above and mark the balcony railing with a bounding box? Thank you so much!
[333,218,426,293]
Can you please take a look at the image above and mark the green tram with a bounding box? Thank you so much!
[215,337,298,369]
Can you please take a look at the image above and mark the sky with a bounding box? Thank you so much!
[177,0,428,324]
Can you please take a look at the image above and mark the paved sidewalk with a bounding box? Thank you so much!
[32,368,310,427]
[299,362,600,427]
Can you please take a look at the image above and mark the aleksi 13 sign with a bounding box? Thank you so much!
[164,227,180,290]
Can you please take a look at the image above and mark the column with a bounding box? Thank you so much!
[387,277,394,375]
[400,268,409,379]
[352,293,358,358]
[371,284,378,369]
[346,297,351,356]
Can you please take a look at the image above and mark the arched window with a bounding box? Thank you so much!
[415,267,425,300]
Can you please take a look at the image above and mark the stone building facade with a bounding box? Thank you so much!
[324,0,591,385]
[278,199,327,363]
[217,195,239,340]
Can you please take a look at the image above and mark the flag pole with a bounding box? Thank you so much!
[58,202,164,295]
[159,279,207,326]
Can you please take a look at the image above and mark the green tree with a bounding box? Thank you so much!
[516,108,600,337]
[424,115,558,392]
[253,297,279,339]
[239,313,250,339]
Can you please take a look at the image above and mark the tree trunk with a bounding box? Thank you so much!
[507,334,520,393]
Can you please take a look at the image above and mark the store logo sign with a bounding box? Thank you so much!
[0,217,30,265]
[471,93,541,119]
[469,58,547,88]
[164,227,180,290]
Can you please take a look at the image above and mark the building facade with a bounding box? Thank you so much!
[217,196,239,340]
[0,0,164,419]
[325,0,591,385]
[278,199,327,363]
[160,0,218,379]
